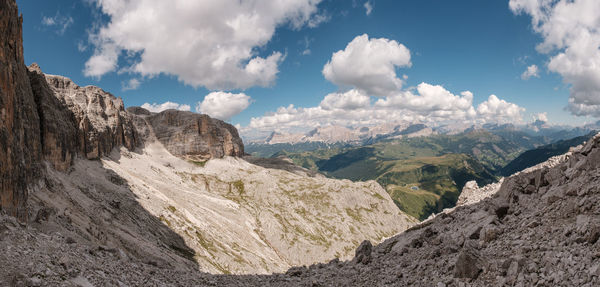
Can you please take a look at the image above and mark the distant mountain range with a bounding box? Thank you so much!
[247,120,599,147]
[256,123,435,145]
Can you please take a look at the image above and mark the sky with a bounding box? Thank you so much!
[15,0,600,139]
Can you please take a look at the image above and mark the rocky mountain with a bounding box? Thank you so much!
[262,129,556,220]
[128,107,244,161]
[0,0,417,280]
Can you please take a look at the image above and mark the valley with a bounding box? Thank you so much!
[248,129,591,219]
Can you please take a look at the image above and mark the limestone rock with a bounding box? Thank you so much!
[457,179,503,207]
[352,240,373,264]
[42,72,137,159]
[130,107,244,160]
[453,241,482,279]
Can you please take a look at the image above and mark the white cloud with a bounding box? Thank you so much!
[245,85,524,133]
[84,0,324,90]
[476,95,525,123]
[41,12,73,35]
[375,83,474,116]
[322,34,411,97]
[510,0,600,116]
[320,89,370,110]
[121,78,141,91]
[196,92,251,121]
[84,42,120,78]
[533,112,548,122]
[521,64,539,80]
[364,1,373,15]
[141,101,191,113]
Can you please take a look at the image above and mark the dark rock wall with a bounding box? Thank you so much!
[0,0,42,220]
[27,64,78,171]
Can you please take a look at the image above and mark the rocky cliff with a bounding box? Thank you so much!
[38,67,138,161]
[129,107,244,160]
[0,0,42,220]
[1,2,244,217]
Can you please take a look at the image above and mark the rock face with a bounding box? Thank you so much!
[0,0,42,220]
[27,64,78,171]
[129,107,244,160]
[457,179,503,207]
[41,70,137,160]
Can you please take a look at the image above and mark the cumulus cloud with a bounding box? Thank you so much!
[510,0,600,116]
[320,89,370,110]
[141,101,191,113]
[41,12,73,35]
[196,92,251,121]
[476,95,525,123]
[85,0,323,89]
[521,64,539,80]
[121,78,141,91]
[364,1,373,15]
[375,83,475,116]
[322,34,411,96]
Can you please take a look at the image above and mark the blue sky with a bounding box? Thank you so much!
[15,0,600,134]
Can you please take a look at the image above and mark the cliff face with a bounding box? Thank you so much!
[27,64,78,171]
[40,70,138,160]
[0,0,42,220]
[129,107,244,160]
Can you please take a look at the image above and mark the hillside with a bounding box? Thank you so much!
[500,132,596,176]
